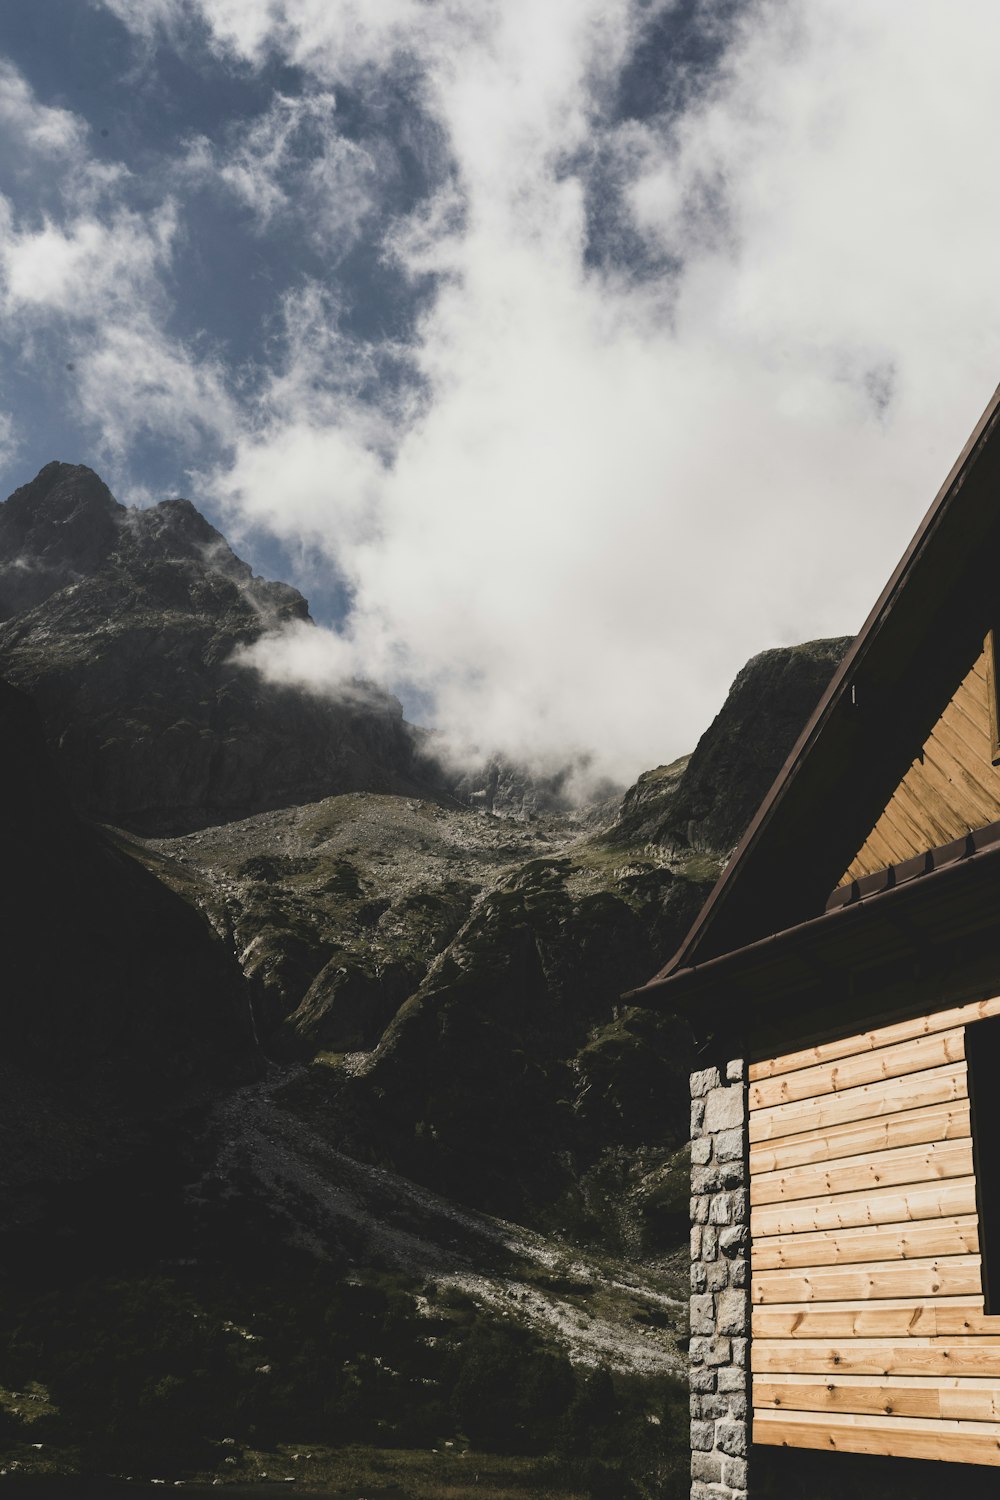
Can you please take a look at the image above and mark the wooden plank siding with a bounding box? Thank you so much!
[753,1214,981,1270]
[748,1101,971,1176]
[748,1030,966,1111]
[754,1408,1000,1464]
[750,998,1000,1464]
[841,645,1000,884]
[748,995,1000,1082]
[750,1062,969,1143]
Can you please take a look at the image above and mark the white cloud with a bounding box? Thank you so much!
[0,56,237,467]
[0,57,88,156]
[76,319,236,456]
[0,190,236,459]
[0,57,128,215]
[95,0,191,43]
[0,203,174,315]
[95,1,1000,787]
[182,90,380,253]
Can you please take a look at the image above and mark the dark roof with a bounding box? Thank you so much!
[630,380,1000,1004]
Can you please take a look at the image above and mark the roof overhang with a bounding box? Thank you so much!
[625,823,1000,1056]
[633,379,1000,1004]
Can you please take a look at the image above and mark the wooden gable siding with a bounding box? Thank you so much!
[749,995,1000,1465]
[840,645,1000,884]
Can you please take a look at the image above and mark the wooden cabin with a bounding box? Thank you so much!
[629,384,1000,1500]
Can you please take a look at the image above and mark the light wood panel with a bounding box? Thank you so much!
[748,1030,965,1111]
[753,1215,981,1270]
[750,1062,967,1143]
[841,644,1000,884]
[749,1101,970,1176]
[754,1407,1000,1464]
[753,1255,982,1306]
[755,1375,1000,1421]
[752,1300,991,1340]
[750,1138,972,1207]
[751,1175,977,1239]
[752,1341,1000,1377]
[748,1003,1000,1465]
[749,997,1000,1083]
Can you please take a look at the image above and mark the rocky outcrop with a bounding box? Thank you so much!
[0,463,423,834]
[0,462,122,617]
[611,638,851,854]
[117,633,855,1249]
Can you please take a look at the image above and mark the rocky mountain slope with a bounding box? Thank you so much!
[120,627,850,1250]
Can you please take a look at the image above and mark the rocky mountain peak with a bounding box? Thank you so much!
[0,461,123,618]
[115,496,311,627]
[0,462,419,833]
[0,463,312,630]
[608,636,852,854]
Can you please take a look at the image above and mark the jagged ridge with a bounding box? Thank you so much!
[0,462,423,834]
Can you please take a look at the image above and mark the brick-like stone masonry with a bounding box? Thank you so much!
[689,1059,750,1500]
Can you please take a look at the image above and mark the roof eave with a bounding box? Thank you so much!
[641,378,1000,988]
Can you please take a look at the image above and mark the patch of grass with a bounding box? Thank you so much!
[679,853,723,884]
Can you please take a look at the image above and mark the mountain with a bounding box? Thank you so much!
[0,462,423,834]
[0,461,852,1492]
[610,637,853,854]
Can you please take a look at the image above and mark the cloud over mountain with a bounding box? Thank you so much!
[5,2,1000,781]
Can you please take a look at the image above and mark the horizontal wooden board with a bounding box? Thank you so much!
[752,1298,1000,1340]
[754,1377,1000,1422]
[749,1100,970,1176]
[749,1062,967,1144]
[750,1175,977,1239]
[752,1341,1000,1377]
[751,1254,982,1306]
[749,1031,965,1112]
[749,996,1000,1083]
[755,1378,936,1418]
[753,1406,1000,1464]
[752,1214,981,1270]
[750,1138,973,1207]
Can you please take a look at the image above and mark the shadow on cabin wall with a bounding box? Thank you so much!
[755,1449,1000,1498]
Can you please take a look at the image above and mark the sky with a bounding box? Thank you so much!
[3,1,1000,789]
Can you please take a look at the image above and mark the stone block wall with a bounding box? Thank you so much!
[689,1058,750,1500]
